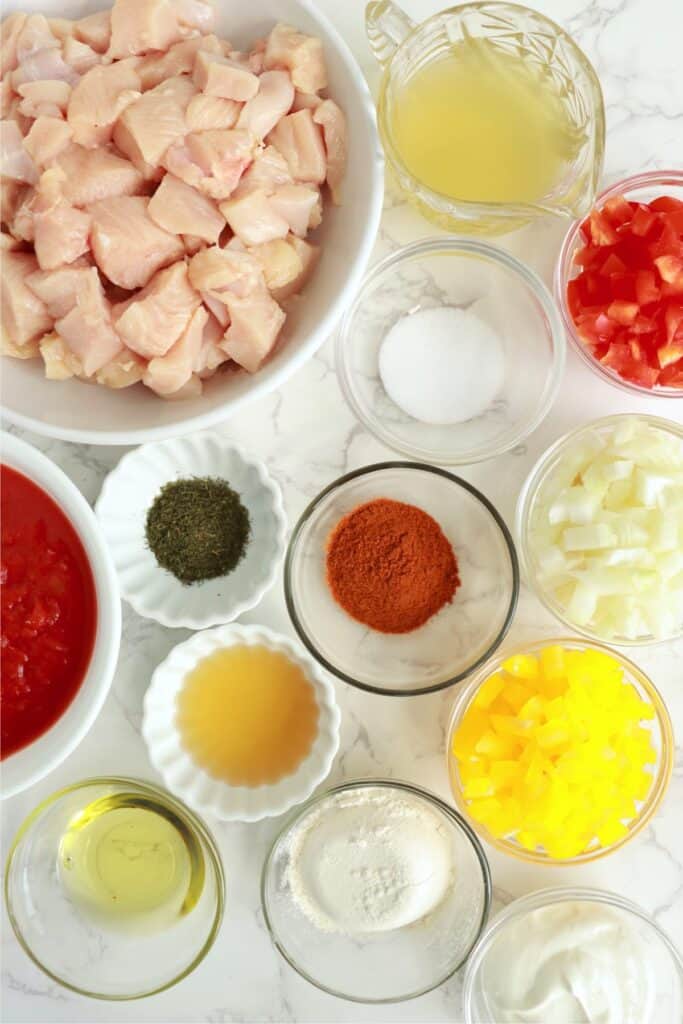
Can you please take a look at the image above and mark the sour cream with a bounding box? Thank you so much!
[481,902,657,1023]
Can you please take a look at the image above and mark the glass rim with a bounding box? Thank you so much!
[4,775,226,1001]
[283,461,520,696]
[445,636,675,866]
[555,168,683,399]
[335,237,566,465]
[260,776,493,1004]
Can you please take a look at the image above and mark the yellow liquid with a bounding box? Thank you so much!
[176,645,319,787]
[390,40,582,204]
[58,794,204,933]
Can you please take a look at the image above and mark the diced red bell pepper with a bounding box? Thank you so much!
[630,204,658,237]
[603,195,634,227]
[657,343,683,368]
[655,254,683,285]
[649,196,683,214]
[589,210,620,246]
[665,303,683,344]
[607,300,639,325]
[635,269,660,305]
[599,253,628,276]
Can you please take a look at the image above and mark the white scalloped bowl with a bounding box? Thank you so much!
[142,624,341,822]
[95,434,286,629]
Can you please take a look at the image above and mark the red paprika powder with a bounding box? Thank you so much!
[325,498,460,634]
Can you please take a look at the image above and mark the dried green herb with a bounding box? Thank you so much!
[145,477,250,585]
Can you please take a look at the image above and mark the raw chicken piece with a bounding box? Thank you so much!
[40,331,83,379]
[264,23,326,95]
[56,145,144,206]
[96,347,145,387]
[23,117,73,167]
[148,172,225,242]
[267,109,326,184]
[193,51,259,101]
[137,34,222,89]
[73,11,111,53]
[233,145,291,198]
[115,259,200,357]
[17,80,72,116]
[249,236,302,293]
[0,229,23,251]
[188,245,262,299]
[221,285,285,372]
[219,188,289,247]
[169,0,215,34]
[25,262,92,318]
[67,59,141,148]
[0,120,38,184]
[34,201,91,271]
[195,309,230,377]
[6,94,33,133]
[55,269,123,375]
[1,13,27,76]
[62,36,100,74]
[313,99,346,204]
[163,373,202,398]
[143,303,207,394]
[108,0,183,59]
[11,46,79,88]
[89,195,184,288]
[163,128,254,200]
[48,19,75,43]
[114,75,194,166]
[183,234,205,255]
[185,93,240,131]
[200,290,229,327]
[2,333,41,359]
[271,235,318,300]
[292,90,321,112]
[269,183,320,237]
[16,14,60,62]
[1,176,27,222]
[236,70,294,140]
[5,185,34,241]
[1,250,52,346]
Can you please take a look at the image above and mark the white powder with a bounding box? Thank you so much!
[285,789,455,935]
[378,305,505,425]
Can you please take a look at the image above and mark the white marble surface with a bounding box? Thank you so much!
[2,0,683,1020]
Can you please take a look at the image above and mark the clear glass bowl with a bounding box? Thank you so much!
[335,239,565,465]
[556,169,683,399]
[446,639,674,866]
[284,463,519,695]
[463,887,683,1023]
[261,779,492,1003]
[516,413,683,645]
[4,778,225,1000]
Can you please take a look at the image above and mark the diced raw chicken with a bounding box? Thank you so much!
[0,229,23,251]
[148,172,224,242]
[219,189,289,247]
[89,195,184,288]
[264,23,326,95]
[68,59,141,148]
[55,268,123,375]
[137,34,222,89]
[188,245,262,299]
[1,179,28,226]
[237,70,294,140]
[143,303,207,394]
[183,234,205,255]
[74,11,111,53]
[233,145,291,198]
[6,186,35,241]
[40,331,83,379]
[227,47,264,75]
[0,120,38,184]
[163,128,254,200]
[62,36,100,74]
[269,184,320,237]
[221,285,285,372]
[17,80,72,116]
[25,262,92,318]
[195,309,230,377]
[267,109,326,184]
[48,19,75,44]
[169,0,215,34]
[2,332,41,359]
[292,90,321,112]
[271,235,318,300]
[116,259,200,357]
[193,51,258,101]
[1,250,52,346]
[11,46,79,88]
[313,99,346,204]
[185,93,240,131]
[16,15,60,62]
[200,290,229,327]
[23,117,73,167]
[1,13,27,76]
[96,348,146,388]
[114,75,194,167]
[56,145,144,206]
[163,373,202,399]
[34,201,91,271]
[108,0,183,59]
[249,237,302,293]
[6,95,33,133]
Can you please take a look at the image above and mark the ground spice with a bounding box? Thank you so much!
[325,498,460,634]
[145,477,250,585]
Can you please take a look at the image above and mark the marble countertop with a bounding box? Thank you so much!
[2,1,682,1021]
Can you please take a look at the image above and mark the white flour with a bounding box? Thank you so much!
[284,789,455,935]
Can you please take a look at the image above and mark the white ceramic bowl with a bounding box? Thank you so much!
[1,433,121,799]
[142,623,341,822]
[95,434,287,629]
[1,0,384,445]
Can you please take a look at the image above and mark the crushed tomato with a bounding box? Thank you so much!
[568,193,683,389]
[1,465,97,758]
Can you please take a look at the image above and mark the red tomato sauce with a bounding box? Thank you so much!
[1,465,97,758]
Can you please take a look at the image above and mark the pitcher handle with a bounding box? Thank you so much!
[365,1,415,66]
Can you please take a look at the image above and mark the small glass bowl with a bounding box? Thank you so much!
[261,779,492,1003]
[336,239,565,464]
[284,463,519,695]
[516,413,683,645]
[463,887,683,1023]
[4,777,225,1000]
[556,169,683,399]
[446,638,674,866]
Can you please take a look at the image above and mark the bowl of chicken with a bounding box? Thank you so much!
[0,0,383,444]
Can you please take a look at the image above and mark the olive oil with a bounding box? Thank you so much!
[58,793,204,933]
[390,38,582,205]
[176,645,319,786]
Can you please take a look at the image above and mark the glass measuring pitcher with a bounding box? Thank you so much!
[366,1,605,234]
